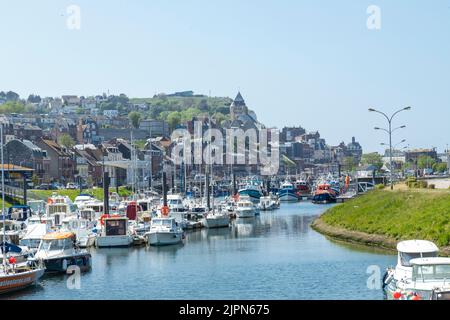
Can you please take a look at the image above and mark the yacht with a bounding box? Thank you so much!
[145,216,184,246]
[278,181,299,202]
[235,197,257,218]
[238,183,263,203]
[383,240,450,300]
[34,232,92,273]
[96,216,133,248]
[46,194,77,226]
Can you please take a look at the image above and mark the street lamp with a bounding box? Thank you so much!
[369,106,411,190]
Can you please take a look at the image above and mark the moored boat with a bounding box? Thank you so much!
[34,232,92,273]
[96,216,133,248]
[278,181,299,202]
[145,217,184,246]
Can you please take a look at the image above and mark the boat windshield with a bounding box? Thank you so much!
[152,219,173,227]
[400,252,438,267]
[413,264,450,281]
[39,239,70,251]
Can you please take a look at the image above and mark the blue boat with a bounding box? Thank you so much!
[238,184,263,203]
[278,181,299,202]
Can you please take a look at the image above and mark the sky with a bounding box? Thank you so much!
[1,0,449,153]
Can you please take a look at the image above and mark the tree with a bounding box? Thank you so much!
[58,134,75,149]
[167,111,181,131]
[361,152,383,170]
[128,111,142,129]
[417,155,436,169]
[433,162,447,173]
[5,91,19,101]
[343,156,358,172]
[27,94,41,103]
[0,101,26,114]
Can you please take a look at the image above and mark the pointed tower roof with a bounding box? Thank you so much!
[232,91,246,107]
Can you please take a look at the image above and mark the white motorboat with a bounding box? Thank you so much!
[96,216,133,248]
[60,217,96,248]
[145,217,184,246]
[383,240,450,300]
[235,198,257,218]
[34,232,92,273]
[259,193,280,211]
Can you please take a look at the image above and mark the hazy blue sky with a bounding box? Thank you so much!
[1,0,449,153]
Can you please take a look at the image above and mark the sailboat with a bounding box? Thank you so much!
[0,124,45,294]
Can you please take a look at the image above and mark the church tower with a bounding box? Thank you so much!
[230,91,248,120]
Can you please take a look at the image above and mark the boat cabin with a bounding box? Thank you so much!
[102,217,129,237]
[151,217,178,230]
[79,208,97,221]
[396,240,439,268]
[36,232,76,259]
[7,205,32,221]
[410,258,450,283]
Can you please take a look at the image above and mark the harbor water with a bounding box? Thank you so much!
[7,201,395,300]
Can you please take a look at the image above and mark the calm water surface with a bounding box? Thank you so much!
[8,202,395,300]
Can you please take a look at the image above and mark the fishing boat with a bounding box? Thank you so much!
[312,184,337,204]
[235,197,258,218]
[34,232,92,273]
[145,217,184,246]
[383,240,450,300]
[294,180,311,199]
[96,216,133,248]
[259,193,280,211]
[238,183,263,203]
[278,181,299,202]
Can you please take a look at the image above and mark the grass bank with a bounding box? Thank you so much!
[312,189,450,255]
[28,186,132,202]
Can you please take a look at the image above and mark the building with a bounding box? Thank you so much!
[230,92,249,121]
[4,139,50,183]
[13,124,43,142]
[139,119,170,137]
[77,117,101,145]
[405,149,438,164]
[346,137,363,163]
[103,110,119,118]
[35,139,76,183]
[73,145,103,186]
[281,126,306,143]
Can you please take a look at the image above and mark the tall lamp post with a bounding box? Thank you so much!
[369,106,411,190]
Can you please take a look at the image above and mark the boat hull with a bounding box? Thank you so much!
[203,217,230,228]
[236,209,256,218]
[0,268,45,295]
[42,253,92,273]
[279,191,298,202]
[147,232,183,246]
[238,189,262,202]
[96,235,133,248]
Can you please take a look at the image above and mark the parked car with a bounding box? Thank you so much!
[66,182,79,189]
[37,183,50,190]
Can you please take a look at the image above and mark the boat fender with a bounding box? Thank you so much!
[382,271,393,288]
[62,259,68,271]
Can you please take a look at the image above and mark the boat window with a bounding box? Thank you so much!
[400,252,438,267]
[39,239,68,251]
[413,264,450,281]
[105,220,127,236]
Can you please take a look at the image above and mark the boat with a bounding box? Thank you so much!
[278,181,299,202]
[145,216,184,246]
[235,197,258,218]
[73,194,95,209]
[34,232,92,273]
[312,184,337,204]
[46,194,77,226]
[238,183,263,203]
[60,216,96,248]
[382,240,450,300]
[0,126,45,294]
[96,216,133,248]
[259,193,280,211]
[165,194,187,213]
[0,260,45,295]
[201,210,230,228]
[294,180,311,199]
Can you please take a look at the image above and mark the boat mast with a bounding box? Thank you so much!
[1,124,6,271]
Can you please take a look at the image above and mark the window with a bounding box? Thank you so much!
[400,252,437,267]
[413,264,450,281]
[105,220,126,236]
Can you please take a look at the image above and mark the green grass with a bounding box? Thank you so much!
[28,186,132,202]
[321,189,450,247]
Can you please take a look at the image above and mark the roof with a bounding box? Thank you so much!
[0,164,34,171]
[42,232,75,240]
[410,257,450,266]
[40,139,72,157]
[397,240,439,253]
